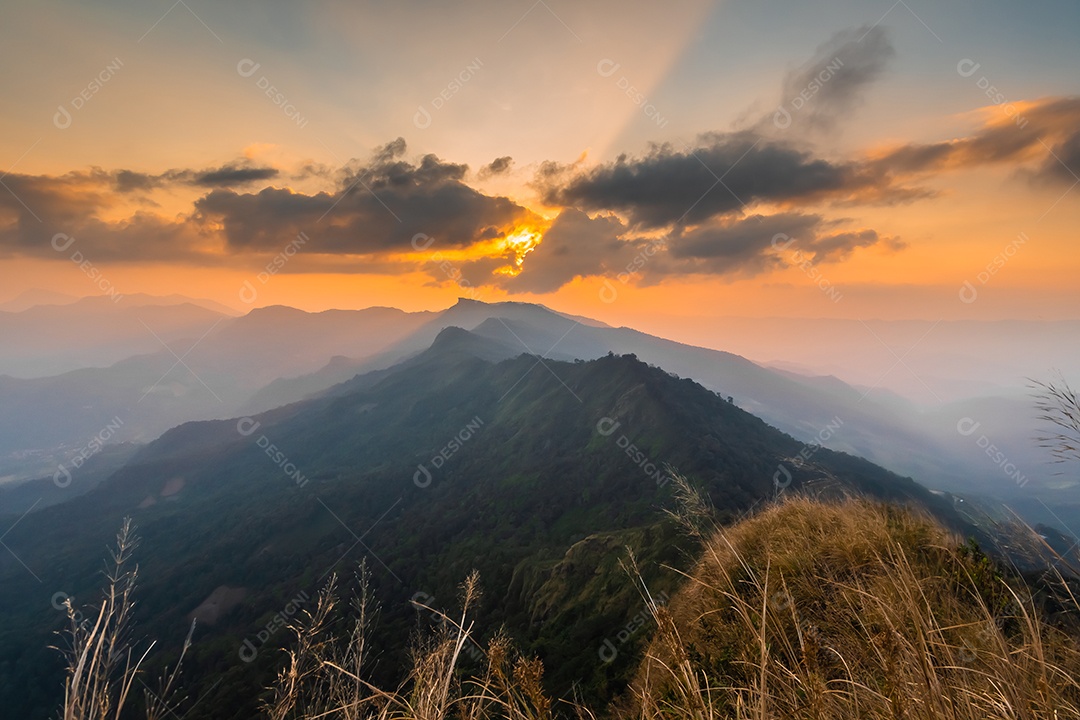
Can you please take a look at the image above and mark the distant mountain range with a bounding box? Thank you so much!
[1,296,1071,529]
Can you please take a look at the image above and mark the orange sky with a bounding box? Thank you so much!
[2,0,1079,337]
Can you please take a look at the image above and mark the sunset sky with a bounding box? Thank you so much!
[2,0,1078,341]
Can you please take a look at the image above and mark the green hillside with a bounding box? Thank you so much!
[0,330,971,718]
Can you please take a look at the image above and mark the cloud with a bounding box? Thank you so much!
[193,164,280,187]
[110,162,282,193]
[497,210,899,294]
[3,84,1076,295]
[656,212,898,279]
[479,156,514,178]
[0,172,191,262]
[500,209,640,293]
[531,25,902,230]
[525,90,1080,293]
[541,133,897,229]
[667,213,820,276]
[767,25,895,134]
[197,140,534,254]
[0,141,532,264]
[114,169,163,193]
[1039,130,1080,184]
[0,163,277,263]
[0,170,206,261]
[870,97,1080,183]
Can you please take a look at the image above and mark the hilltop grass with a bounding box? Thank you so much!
[630,495,1080,720]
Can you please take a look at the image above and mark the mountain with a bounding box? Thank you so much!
[197,304,435,386]
[0,304,434,480]
[636,315,1080,405]
[251,300,988,501]
[244,299,606,411]
[0,294,230,378]
[0,288,79,312]
[0,329,969,719]
[0,442,140,514]
[1,298,1064,518]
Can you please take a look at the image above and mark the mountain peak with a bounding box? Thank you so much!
[422,325,519,363]
[431,324,475,343]
[443,297,610,329]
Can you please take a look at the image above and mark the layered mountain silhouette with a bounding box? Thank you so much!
[0,326,970,718]
[2,297,1069,528]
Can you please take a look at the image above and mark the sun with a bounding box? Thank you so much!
[503,227,542,257]
[500,226,542,268]
[489,227,543,277]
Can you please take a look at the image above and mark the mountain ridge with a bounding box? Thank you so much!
[0,330,972,718]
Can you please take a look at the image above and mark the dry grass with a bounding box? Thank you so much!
[54,518,194,720]
[631,495,1080,720]
[267,493,1080,720]
[1031,372,1080,466]
[57,499,1080,720]
[263,566,555,720]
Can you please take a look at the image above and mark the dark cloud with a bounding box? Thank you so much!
[193,164,279,187]
[0,171,206,261]
[532,25,898,230]
[873,124,1041,174]
[499,210,901,294]
[441,254,514,291]
[105,162,282,193]
[501,210,639,293]
[0,142,530,263]
[114,169,162,193]
[543,134,889,228]
[0,172,104,231]
[1036,129,1080,185]
[373,137,407,164]
[658,213,894,279]
[668,213,819,272]
[196,140,532,254]
[807,228,891,261]
[669,213,815,259]
[768,26,895,134]
[0,172,161,261]
[479,156,513,178]
[293,161,336,182]
[540,93,1080,271]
